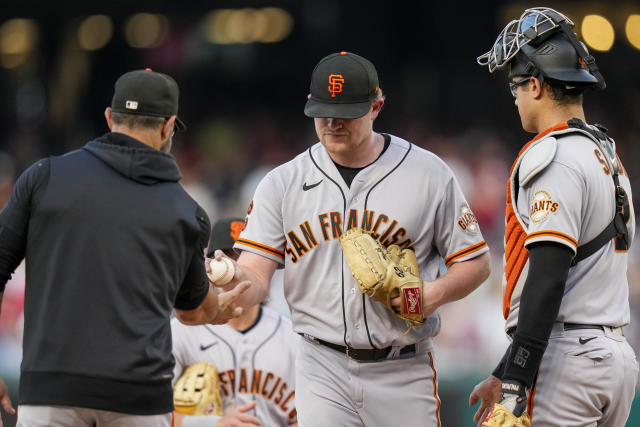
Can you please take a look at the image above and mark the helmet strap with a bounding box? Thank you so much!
[512,56,545,86]
[524,61,544,85]
[557,22,606,90]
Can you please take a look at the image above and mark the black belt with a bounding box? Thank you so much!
[563,323,605,331]
[507,323,607,337]
[300,334,416,362]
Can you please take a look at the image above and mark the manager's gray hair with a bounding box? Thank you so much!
[111,111,166,130]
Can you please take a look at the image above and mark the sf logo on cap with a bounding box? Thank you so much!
[328,74,344,98]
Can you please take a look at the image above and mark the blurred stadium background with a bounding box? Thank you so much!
[1,0,639,425]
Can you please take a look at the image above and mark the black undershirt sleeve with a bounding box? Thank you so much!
[502,241,574,388]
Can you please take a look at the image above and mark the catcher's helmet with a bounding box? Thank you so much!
[508,32,598,87]
[477,7,605,89]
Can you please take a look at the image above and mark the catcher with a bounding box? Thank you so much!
[472,7,637,427]
[209,51,491,426]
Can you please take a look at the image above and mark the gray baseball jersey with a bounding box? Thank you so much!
[503,124,635,329]
[235,134,489,348]
[171,307,299,426]
[502,123,638,425]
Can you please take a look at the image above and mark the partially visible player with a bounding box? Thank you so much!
[471,7,638,426]
[172,217,299,427]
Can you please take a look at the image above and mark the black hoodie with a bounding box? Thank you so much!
[0,132,210,414]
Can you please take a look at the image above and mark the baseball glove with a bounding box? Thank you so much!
[174,362,224,416]
[482,404,531,427]
[339,228,424,325]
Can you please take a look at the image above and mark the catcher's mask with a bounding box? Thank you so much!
[477,7,605,90]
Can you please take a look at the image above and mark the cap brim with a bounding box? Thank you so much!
[304,98,372,119]
[175,116,187,131]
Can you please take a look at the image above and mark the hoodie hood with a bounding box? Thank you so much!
[83,132,182,184]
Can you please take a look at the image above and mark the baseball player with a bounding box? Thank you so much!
[471,7,638,426]
[172,218,299,427]
[211,51,491,426]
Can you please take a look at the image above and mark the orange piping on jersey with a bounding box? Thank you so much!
[235,238,285,260]
[171,411,175,427]
[525,230,578,248]
[503,122,570,319]
[444,241,487,266]
[428,352,441,427]
[527,371,539,420]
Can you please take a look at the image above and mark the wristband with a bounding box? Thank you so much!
[491,344,511,380]
[503,332,547,388]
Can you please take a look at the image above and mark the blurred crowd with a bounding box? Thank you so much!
[2,111,639,380]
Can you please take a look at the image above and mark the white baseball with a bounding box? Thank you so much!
[207,257,235,286]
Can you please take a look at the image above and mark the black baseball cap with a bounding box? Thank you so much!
[304,51,380,119]
[206,217,245,257]
[111,68,186,131]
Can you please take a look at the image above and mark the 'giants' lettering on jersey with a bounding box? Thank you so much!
[218,368,296,420]
[284,209,413,262]
[530,190,559,223]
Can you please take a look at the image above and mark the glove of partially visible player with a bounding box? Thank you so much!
[340,227,424,325]
[482,380,531,427]
[174,362,224,416]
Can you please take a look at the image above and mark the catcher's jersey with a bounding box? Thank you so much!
[503,124,635,329]
[235,134,488,348]
[171,307,298,426]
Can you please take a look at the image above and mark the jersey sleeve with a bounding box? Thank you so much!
[433,172,488,267]
[521,161,582,254]
[234,171,286,264]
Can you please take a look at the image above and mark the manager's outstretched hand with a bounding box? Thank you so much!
[210,281,252,325]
